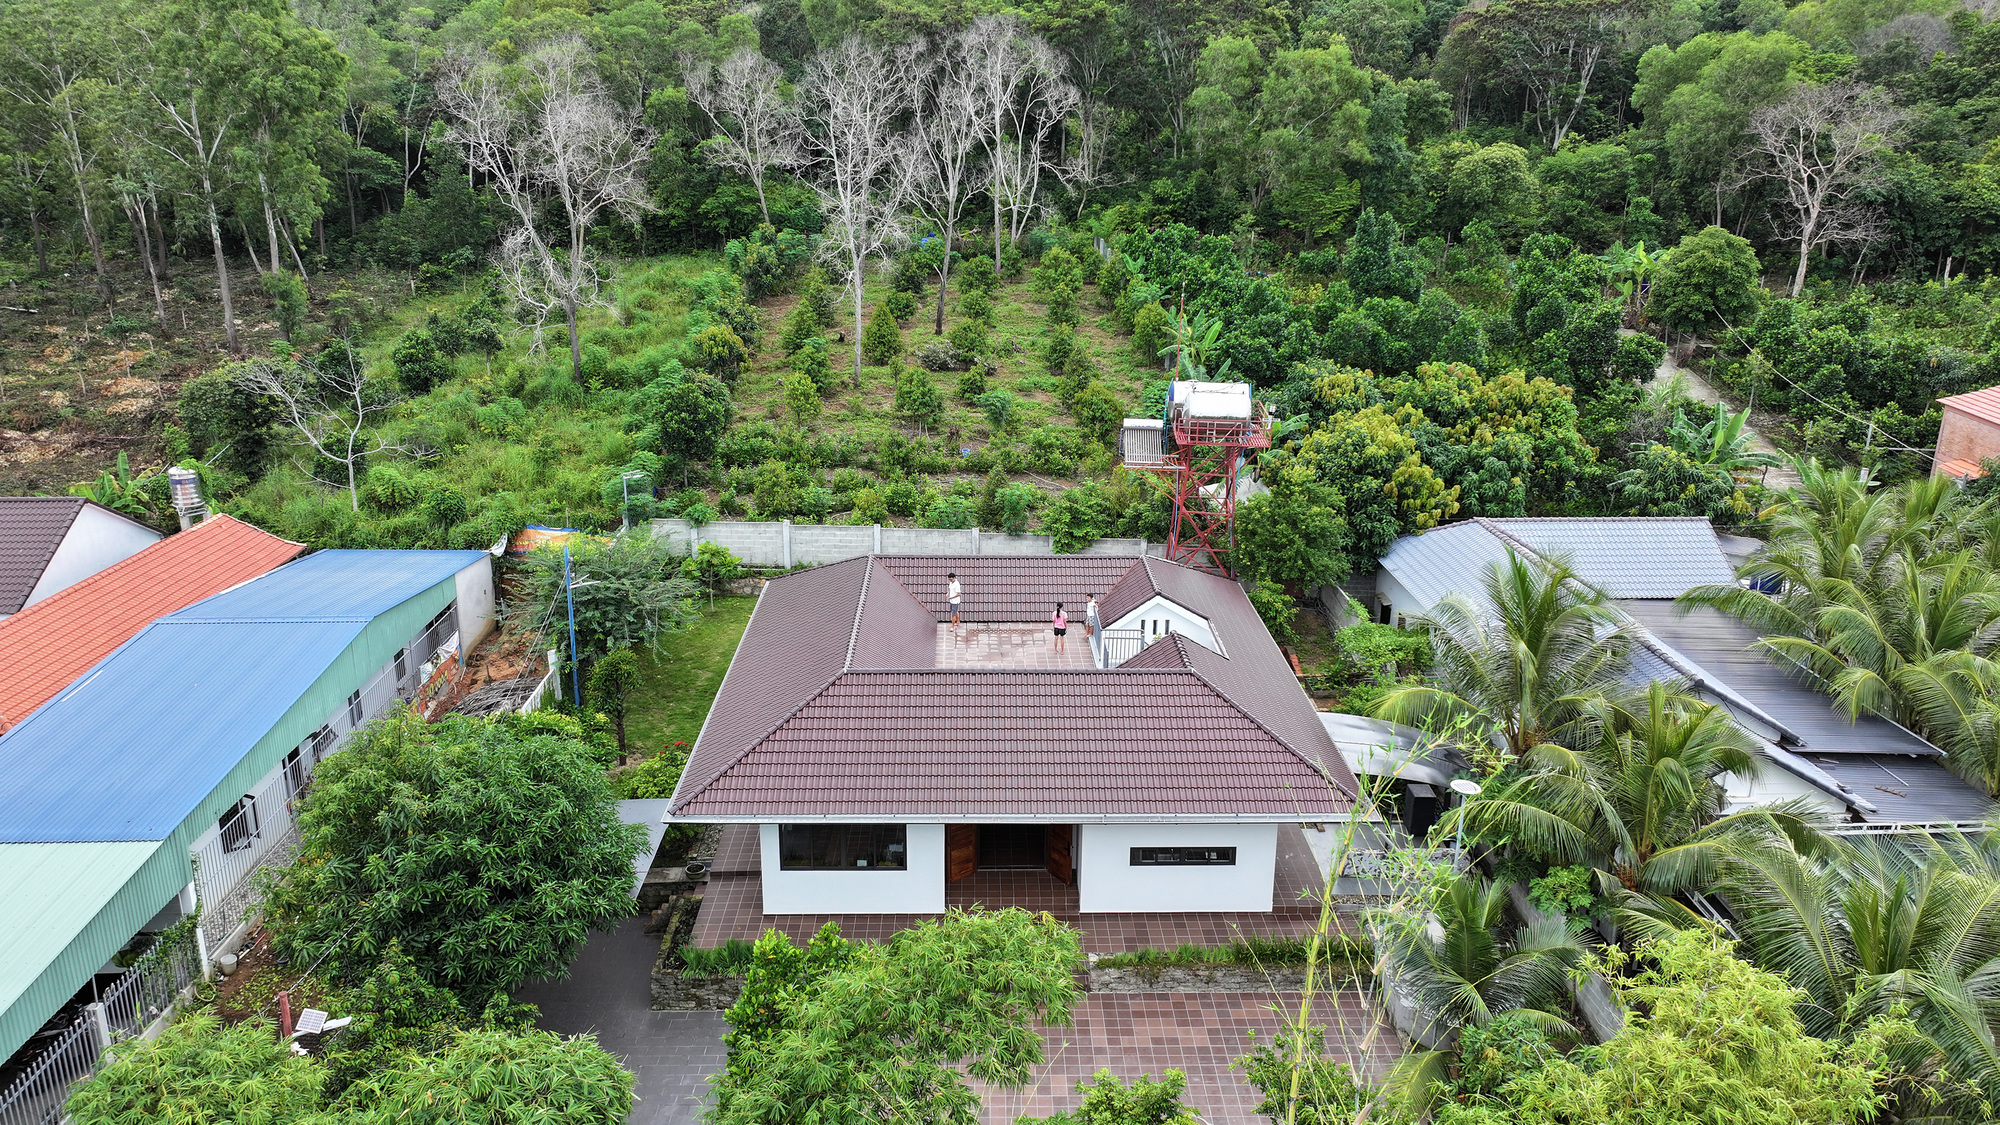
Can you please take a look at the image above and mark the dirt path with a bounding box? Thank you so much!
[1635,334,1803,493]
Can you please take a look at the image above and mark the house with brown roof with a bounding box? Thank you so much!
[0,498,160,622]
[666,554,1358,917]
[1934,385,2000,481]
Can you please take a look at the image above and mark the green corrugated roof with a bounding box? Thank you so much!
[0,841,175,1052]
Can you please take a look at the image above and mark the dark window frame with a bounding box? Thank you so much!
[779,824,909,871]
[1129,845,1236,866]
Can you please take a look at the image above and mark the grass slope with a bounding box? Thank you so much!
[624,595,756,755]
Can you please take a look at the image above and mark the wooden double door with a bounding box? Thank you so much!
[946,823,1074,885]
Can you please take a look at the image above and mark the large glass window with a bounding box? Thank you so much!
[1130,845,1235,866]
[779,825,908,870]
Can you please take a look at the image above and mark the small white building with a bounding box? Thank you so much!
[666,554,1359,916]
[0,497,160,621]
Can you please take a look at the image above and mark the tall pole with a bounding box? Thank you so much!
[564,545,582,706]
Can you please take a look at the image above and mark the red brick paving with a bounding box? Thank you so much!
[980,990,1401,1123]
[691,824,1358,954]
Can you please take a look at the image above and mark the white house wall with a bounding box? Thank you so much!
[453,558,497,651]
[1077,823,1277,912]
[1106,596,1217,653]
[23,506,160,610]
[1373,570,1421,627]
[759,823,946,914]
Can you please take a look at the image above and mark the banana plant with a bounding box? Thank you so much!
[1156,309,1232,381]
[1601,240,1665,327]
[1663,401,1782,481]
[70,451,153,517]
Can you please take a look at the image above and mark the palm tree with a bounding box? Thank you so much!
[1378,874,1586,1104]
[1447,684,1825,911]
[1373,550,1633,761]
[1720,831,2000,1117]
[1689,462,2000,794]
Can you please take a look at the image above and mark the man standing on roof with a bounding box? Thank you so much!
[947,572,962,629]
[1085,594,1099,639]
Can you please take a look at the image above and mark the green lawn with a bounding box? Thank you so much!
[626,596,756,754]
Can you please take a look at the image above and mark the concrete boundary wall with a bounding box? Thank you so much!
[650,518,1157,568]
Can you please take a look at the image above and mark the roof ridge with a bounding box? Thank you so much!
[843,557,873,670]
[1181,658,1356,801]
[669,671,849,815]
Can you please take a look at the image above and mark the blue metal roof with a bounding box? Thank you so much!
[0,619,367,842]
[0,549,485,844]
[168,549,484,622]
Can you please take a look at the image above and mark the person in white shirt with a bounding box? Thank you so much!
[947,572,962,629]
[1085,594,1100,638]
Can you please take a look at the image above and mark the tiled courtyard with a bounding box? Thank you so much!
[689,824,1355,953]
[983,990,1402,1122]
[523,919,1397,1125]
[935,622,1097,669]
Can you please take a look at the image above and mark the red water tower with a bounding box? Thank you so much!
[1121,381,1271,576]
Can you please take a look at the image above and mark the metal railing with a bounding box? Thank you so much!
[1096,628,1144,668]
[520,650,561,713]
[193,762,308,954]
[0,931,200,1125]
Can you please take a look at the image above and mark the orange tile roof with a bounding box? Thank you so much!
[1941,458,1987,480]
[0,516,302,731]
[1940,386,2000,427]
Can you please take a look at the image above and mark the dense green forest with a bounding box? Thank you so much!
[4,0,2000,585]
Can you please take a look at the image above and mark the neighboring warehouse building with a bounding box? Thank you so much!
[1373,516,1997,831]
[0,549,493,1062]
[666,554,1358,917]
[0,515,302,733]
[0,497,161,621]
[1934,385,2000,481]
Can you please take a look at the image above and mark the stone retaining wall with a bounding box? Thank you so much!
[651,968,746,1011]
[1087,964,1312,993]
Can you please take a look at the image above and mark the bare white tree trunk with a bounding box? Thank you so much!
[683,48,803,227]
[234,341,420,510]
[904,31,985,334]
[959,16,1077,271]
[799,37,912,384]
[1745,82,1906,298]
[443,38,655,379]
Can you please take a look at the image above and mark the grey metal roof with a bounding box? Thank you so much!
[1479,518,1737,598]
[1616,600,1941,759]
[1379,522,1517,613]
[1380,517,1736,613]
[1810,755,1996,825]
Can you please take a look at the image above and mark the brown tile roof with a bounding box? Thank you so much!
[0,516,302,731]
[671,554,1356,820]
[0,498,88,614]
[877,555,1140,622]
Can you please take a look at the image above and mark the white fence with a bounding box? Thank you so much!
[0,932,200,1125]
[650,518,1158,569]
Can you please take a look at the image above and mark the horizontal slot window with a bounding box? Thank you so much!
[779,824,907,870]
[1130,845,1236,866]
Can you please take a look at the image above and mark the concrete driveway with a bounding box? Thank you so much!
[513,917,725,1125]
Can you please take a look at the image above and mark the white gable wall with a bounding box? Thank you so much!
[454,557,497,650]
[1078,823,1277,912]
[21,506,160,611]
[1106,595,1217,653]
[759,823,946,914]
